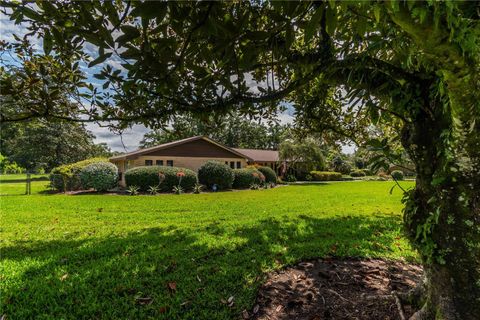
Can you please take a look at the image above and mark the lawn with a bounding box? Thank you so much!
[0,174,50,196]
[0,181,416,319]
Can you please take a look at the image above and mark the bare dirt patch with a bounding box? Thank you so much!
[250,258,423,320]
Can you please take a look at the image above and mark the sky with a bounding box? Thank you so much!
[0,9,355,154]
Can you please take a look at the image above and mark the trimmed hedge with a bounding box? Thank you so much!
[390,170,405,181]
[198,161,234,190]
[125,166,197,192]
[80,162,118,191]
[310,171,343,181]
[257,166,277,183]
[350,170,367,177]
[50,157,108,191]
[233,168,265,189]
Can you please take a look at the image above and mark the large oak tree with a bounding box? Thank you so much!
[1,1,479,319]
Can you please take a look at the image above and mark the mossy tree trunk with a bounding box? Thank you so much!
[401,101,480,319]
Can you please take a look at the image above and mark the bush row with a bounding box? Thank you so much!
[309,171,343,181]
[125,166,197,192]
[125,161,278,192]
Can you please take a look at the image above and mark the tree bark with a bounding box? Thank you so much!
[401,104,480,319]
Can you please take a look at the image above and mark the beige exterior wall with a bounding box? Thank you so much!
[111,156,248,187]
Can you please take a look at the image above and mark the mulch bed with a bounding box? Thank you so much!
[249,258,423,320]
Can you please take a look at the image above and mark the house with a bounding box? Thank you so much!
[109,136,282,186]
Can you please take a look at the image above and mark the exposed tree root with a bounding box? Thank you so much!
[398,277,426,308]
[408,304,431,320]
[392,290,407,320]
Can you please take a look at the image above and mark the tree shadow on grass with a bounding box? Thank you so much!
[1,214,415,320]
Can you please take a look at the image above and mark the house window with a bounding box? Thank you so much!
[225,161,228,165]
[166,160,173,167]
[230,161,235,169]
[118,172,122,181]
[236,161,241,169]
[156,160,164,166]
[145,160,153,166]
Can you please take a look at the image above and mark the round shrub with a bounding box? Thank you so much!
[50,157,108,191]
[350,170,366,177]
[233,168,265,189]
[390,170,405,181]
[80,162,118,191]
[125,166,197,192]
[257,166,277,183]
[198,161,234,190]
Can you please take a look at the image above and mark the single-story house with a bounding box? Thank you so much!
[109,136,283,186]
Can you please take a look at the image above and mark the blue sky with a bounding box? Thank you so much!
[0,11,354,154]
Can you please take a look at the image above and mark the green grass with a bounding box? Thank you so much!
[0,173,49,181]
[0,181,416,319]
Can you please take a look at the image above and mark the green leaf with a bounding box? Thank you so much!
[304,7,323,42]
[373,6,380,23]
[325,7,337,35]
[117,26,141,45]
[43,30,53,55]
[88,53,112,68]
[22,7,43,21]
[131,2,167,21]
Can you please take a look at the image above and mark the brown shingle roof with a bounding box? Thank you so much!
[109,136,250,161]
[233,148,279,162]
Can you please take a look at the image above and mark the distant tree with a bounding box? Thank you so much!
[279,138,325,177]
[1,120,111,171]
[140,113,289,149]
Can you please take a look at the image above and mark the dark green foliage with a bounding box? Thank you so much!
[49,158,108,191]
[284,174,297,182]
[233,169,265,189]
[80,162,118,191]
[350,170,367,177]
[197,161,234,190]
[0,120,111,171]
[125,166,197,192]
[361,169,373,176]
[310,171,343,181]
[141,113,288,150]
[331,156,352,175]
[390,170,404,181]
[257,166,277,183]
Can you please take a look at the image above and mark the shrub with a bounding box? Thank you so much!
[127,185,140,195]
[125,166,197,192]
[198,161,234,190]
[148,185,159,195]
[391,170,405,181]
[172,185,184,194]
[193,183,203,194]
[360,168,373,176]
[250,183,261,190]
[350,170,367,177]
[80,162,118,191]
[284,174,297,182]
[257,166,277,183]
[49,157,107,191]
[233,168,265,189]
[309,171,343,181]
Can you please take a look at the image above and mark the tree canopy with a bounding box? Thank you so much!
[1,1,479,319]
[0,119,112,171]
[140,113,289,149]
